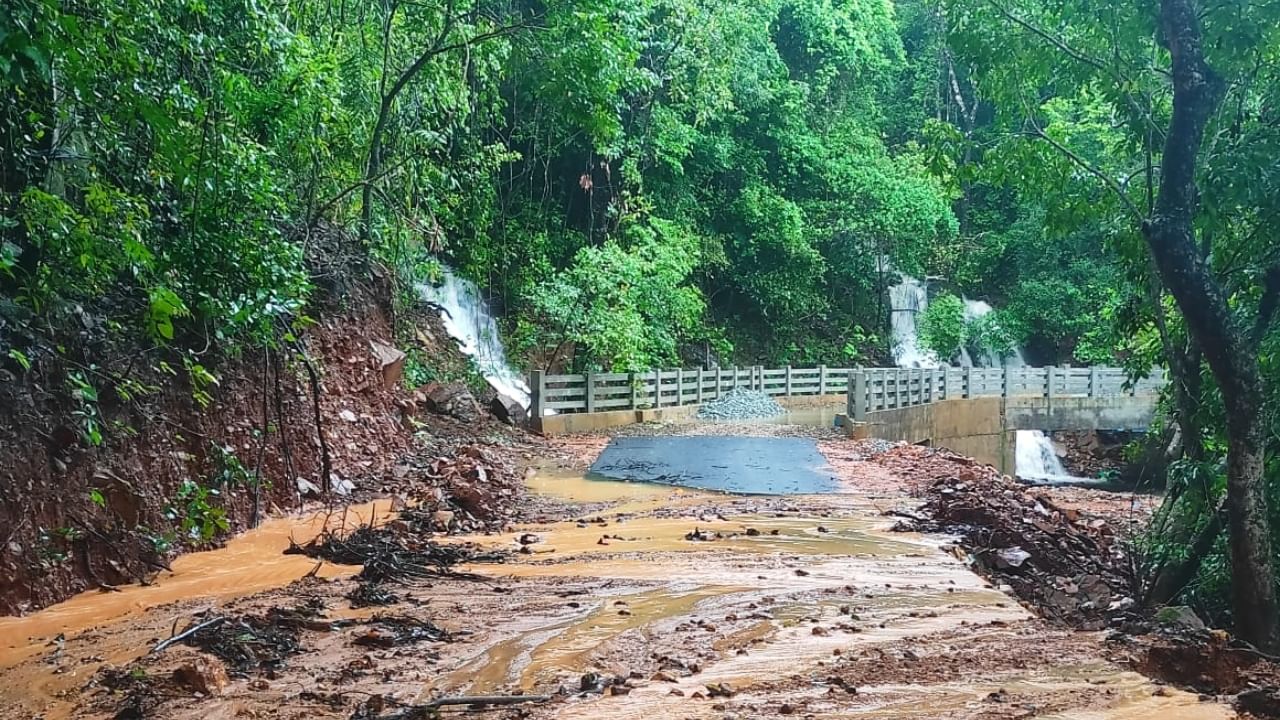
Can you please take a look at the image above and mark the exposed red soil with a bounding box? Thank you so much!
[0,257,531,615]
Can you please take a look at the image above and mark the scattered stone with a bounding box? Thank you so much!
[705,682,735,698]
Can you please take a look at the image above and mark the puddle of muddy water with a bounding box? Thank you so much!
[0,500,394,669]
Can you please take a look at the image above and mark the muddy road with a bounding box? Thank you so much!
[0,421,1231,719]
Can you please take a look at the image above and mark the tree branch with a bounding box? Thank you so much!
[987,0,1110,75]
[1025,125,1143,219]
[989,0,1166,141]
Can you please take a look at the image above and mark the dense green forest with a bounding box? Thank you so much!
[2,0,1279,648]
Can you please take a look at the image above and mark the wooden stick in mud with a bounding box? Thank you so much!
[152,616,226,653]
[378,695,552,717]
[423,695,551,708]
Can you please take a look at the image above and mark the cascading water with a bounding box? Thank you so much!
[888,274,942,368]
[884,276,1085,484]
[416,268,531,408]
[1014,430,1074,483]
[961,299,1027,367]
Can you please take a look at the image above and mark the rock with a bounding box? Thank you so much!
[490,392,528,426]
[296,477,322,497]
[1236,688,1280,718]
[995,547,1031,569]
[430,510,455,531]
[369,341,406,389]
[339,409,359,423]
[1154,605,1206,632]
[418,382,482,421]
[172,657,229,696]
[779,703,797,715]
[580,672,605,693]
[705,682,735,698]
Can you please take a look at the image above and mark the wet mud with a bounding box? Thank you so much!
[0,433,1238,720]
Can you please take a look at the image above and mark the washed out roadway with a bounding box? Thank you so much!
[0,421,1233,720]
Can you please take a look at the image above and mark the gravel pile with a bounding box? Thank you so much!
[697,388,785,420]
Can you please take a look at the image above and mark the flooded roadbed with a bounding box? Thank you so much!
[0,440,1234,720]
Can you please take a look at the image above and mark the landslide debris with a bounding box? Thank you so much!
[911,465,1131,629]
[1113,627,1280,718]
[392,444,525,533]
[286,522,504,582]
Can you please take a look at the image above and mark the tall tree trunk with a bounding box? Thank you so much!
[1142,0,1279,651]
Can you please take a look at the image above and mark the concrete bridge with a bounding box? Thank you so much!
[530,365,1164,473]
[847,367,1164,473]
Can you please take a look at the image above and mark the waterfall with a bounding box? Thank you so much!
[888,274,942,368]
[1015,430,1074,482]
[962,299,1027,367]
[416,268,531,408]
[882,274,1087,484]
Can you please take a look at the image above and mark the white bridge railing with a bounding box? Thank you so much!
[529,366,855,416]
[846,366,1165,423]
[528,366,1164,419]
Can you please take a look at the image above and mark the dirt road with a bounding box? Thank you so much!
[0,422,1233,719]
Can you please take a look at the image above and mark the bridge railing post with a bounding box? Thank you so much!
[586,370,597,413]
[964,366,973,398]
[1089,367,1099,397]
[530,370,545,418]
[851,369,867,423]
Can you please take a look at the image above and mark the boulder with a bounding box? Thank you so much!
[369,341,406,389]
[1155,605,1206,631]
[490,393,528,425]
[417,382,481,421]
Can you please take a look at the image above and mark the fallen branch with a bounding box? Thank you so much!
[374,695,552,718]
[153,616,226,654]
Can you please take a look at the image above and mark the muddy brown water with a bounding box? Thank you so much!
[0,447,1231,719]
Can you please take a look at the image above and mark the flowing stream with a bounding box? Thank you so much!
[416,268,531,408]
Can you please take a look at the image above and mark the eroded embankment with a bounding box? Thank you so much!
[0,429,1235,720]
[0,249,531,616]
